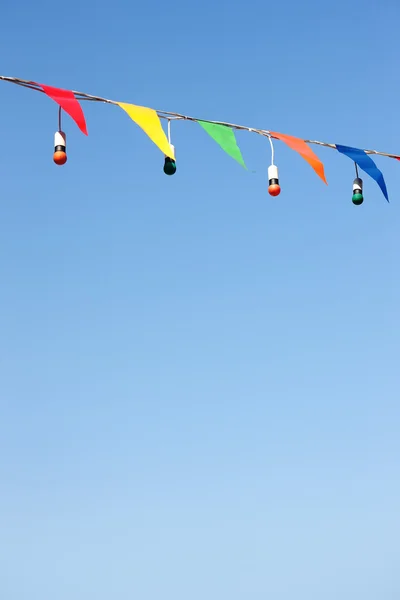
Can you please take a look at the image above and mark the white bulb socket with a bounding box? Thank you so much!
[353,177,363,193]
[54,130,66,149]
[268,164,279,181]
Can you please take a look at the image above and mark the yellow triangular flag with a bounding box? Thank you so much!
[117,102,174,159]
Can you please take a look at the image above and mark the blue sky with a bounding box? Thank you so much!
[0,0,399,598]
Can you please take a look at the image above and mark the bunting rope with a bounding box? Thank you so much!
[1,75,398,204]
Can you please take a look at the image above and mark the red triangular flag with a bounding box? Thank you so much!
[39,83,88,135]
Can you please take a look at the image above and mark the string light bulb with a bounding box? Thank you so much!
[53,130,67,165]
[352,164,363,205]
[268,164,281,196]
[164,146,176,175]
[53,108,67,165]
[352,177,364,205]
[267,135,280,196]
[164,120,176,175]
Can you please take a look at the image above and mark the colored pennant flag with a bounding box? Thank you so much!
[197,121,246,168]
[117,102,174,159]
[335,144,389,202]
[39,83,88,135]
[269,131,327,184]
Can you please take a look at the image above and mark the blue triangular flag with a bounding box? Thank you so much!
[335,144,389,202]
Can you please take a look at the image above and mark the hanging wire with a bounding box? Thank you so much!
[167,119,171,144]
[268,135,275,165]
[58,106,62,131]
[355,162,359,178]
[1,74,400,160]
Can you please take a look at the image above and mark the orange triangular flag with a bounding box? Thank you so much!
[269,131,327,184]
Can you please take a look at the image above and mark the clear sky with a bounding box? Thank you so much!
[0,0,399,598]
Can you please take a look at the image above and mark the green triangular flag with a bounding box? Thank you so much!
[197,120,246,169]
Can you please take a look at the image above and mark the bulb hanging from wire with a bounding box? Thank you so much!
[164,147,176,175]
[352,177,364,205]
[164,120,176,175]
[352,163,363,205]
[267,136,281,196]
[53,130,67,165]
[268,164,281,196]
[53,107,67,166]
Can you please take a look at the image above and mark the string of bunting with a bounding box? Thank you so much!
[1,75,398,205]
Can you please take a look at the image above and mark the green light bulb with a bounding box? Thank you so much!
[352,192,364,206]
[164,157,176,176]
